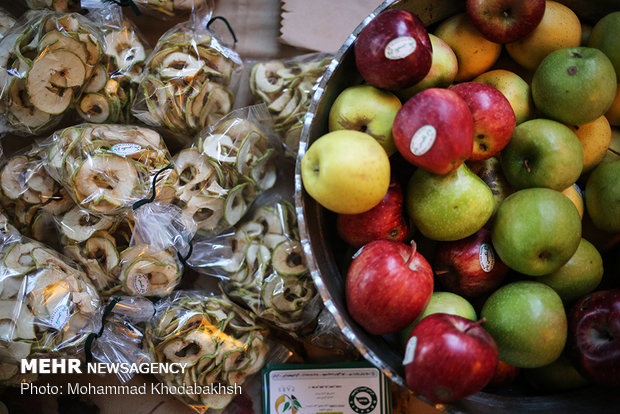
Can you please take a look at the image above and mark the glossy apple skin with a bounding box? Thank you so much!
[346,240,433,335]
[567,289,620,386]
[434,228,510,298]
[354,9,432,90]
[466,0,546,44]
[337,179,409,248]
[393,88,474,174]
[404,313,498,403]
[449,82,516,161]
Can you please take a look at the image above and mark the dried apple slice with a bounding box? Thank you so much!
[183,195,225,232]
[7,79,51,129]
[37,31,88,65]
[224,183,250,226]
[159,52,204,79]
[104,30,145,72]
[77,93,109,123]
[253,61,285,94]
[0,156,29,200]
[27,49,85,114]
[60,207,113,242]
[83,64,107,93]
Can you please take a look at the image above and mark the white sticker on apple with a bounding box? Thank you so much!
[410,125,436,156]
[403,335,417,365]
[479,243,495,273]
[384,36,417,60]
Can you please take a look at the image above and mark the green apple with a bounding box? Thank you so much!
[585,159,620,232]
[491,188,582,276]
[301,130,391,214]
[588,11,620,79]
[328,85,401,156]
[473,69,534,125]
[538,238,603,303]
[396,34,458,101]
[481,281,567,368]
[532,46,617,125]
[406,163,494,241]
[467,156,515,218]
[523,353,591,391]
[399,291,476,348]
[500,119,583,191]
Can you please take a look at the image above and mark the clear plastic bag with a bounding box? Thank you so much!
[40,123,178,215]
[0,145,74,248]
[248,52,332,157]
[76,5,149,124]
[0,11,105,135]
[132,0,211,19]
[0,221,101,383]
[0,8,16,41]
[190,198,321,332]
[131,4,243,140]
[23,0,82,13]
[144,290,283,412]
[171,104,279,237]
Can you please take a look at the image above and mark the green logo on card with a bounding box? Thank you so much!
[348,386,377,413]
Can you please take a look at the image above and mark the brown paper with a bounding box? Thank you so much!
[280,0,381,53]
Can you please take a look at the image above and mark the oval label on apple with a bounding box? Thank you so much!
[410,125,436,156]
[479,243,495,273]
[384,36,417,60]
[403,335,417,365]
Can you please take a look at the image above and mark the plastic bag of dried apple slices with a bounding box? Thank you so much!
[76,4,149,124]
[0,11,105,135]
[40,123,178,215]
[0,145,76,249]
[144,290,288,412]
[249,52,332,158]
[189,197,320,332]
[132,3,243,141]
[22,0,82,13]
[171,104,279,237]
[0,222,101,384]
[132,0,211,19]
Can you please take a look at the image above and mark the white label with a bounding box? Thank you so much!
[410,125,436,156]
[385,36,417,60]
[479,243,495,273]
[403,336,417,365]
[50,304,70,330]
[111,143,142,156]
[352,246,364,260]
[133,274,150,295]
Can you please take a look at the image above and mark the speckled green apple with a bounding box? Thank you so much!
[500,119,583,191]
[491,188,582,276]
[406,163,494,241]
[585,159,620,232]
[481,281,567,368]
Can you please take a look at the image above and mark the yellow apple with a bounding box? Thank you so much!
[605,84,620,126]
[568,115,612,173]
[561,183,584,220]
[435,13,502,82]
[396,34,458,101]
[301,130,390,214]
[506,1,581,71]
[473,69,535,125]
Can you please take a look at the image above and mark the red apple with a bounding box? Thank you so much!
[354,9,432,91]
[466,0,546,44]
[434,228,510,298]
[567,289,620,386]
[393,88,474,174]
[337,179,409,248]
[485,360,520,389]
[449,82,516,161]
[404,313,498,403]
[346,240,433,335]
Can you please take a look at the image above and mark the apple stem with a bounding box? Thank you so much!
[464,317,487,334]
[523,160,532,173]
[405,240,418,266]
[434,269,450,276]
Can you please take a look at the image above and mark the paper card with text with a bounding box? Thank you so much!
[262,362,391,414]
